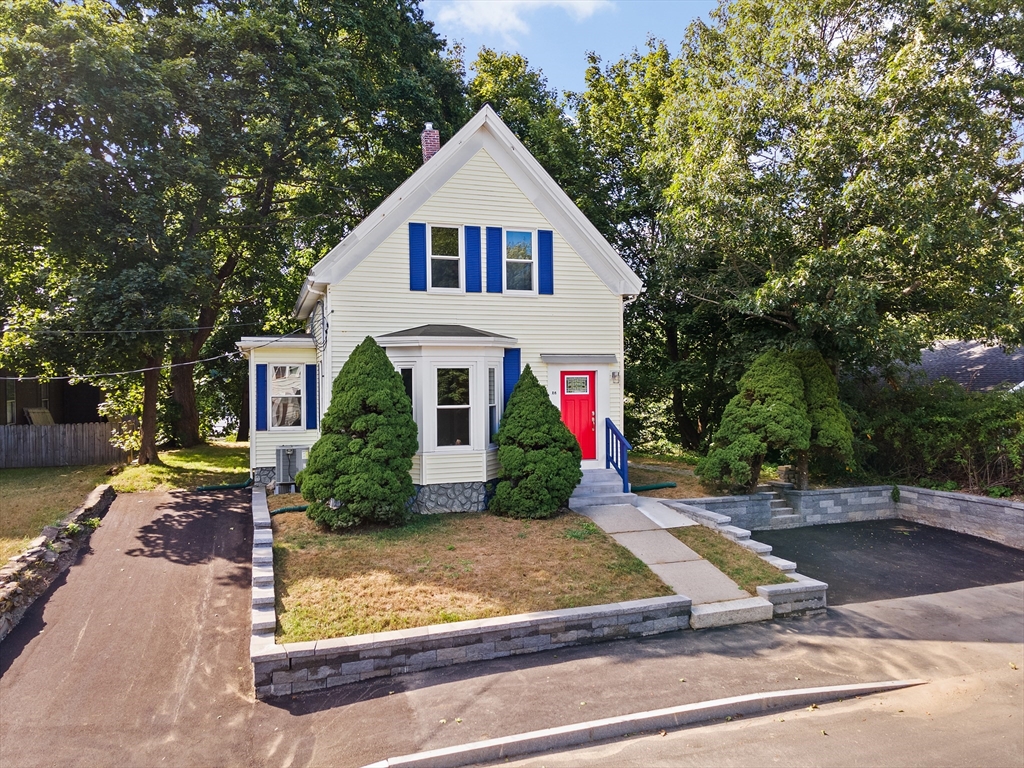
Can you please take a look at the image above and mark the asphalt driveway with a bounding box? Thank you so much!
[1,490,1021,768]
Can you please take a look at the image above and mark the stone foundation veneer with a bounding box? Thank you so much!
[412,481,492,514]
[251,466,276,485]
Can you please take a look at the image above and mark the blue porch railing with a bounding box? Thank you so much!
[605,418,632,493]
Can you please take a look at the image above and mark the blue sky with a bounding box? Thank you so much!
[421,0,718,96]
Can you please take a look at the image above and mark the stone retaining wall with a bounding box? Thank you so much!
[679,493,773,531]
[253,596,693,698]
[896,487,1024,550]
[782,486,897,528]
[683,485,1023,550]
[0,484,116,642]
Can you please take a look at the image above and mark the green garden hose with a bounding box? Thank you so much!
[197,477,254,492]
[630,482,677,492]
[270,504,308,515]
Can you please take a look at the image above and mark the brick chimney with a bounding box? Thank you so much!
[421,122,441,163]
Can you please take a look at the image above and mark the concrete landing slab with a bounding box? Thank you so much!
[634,497,699,529]
[611,531,702,564]
[648,560,750,604]
[689,596,774,629]
[577,505,660,533]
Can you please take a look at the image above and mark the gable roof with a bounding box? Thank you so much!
[294,105,643,319]
[916,340,1024,391]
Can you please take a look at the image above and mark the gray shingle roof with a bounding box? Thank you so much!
[917,340,1024,391]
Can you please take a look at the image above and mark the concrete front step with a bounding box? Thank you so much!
[689,596,774,629]
[570,492,638,507]
[575,480,628,494]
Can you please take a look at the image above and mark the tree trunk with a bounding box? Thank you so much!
[664,315,702,450]
[744,455,764,494]
[138,355,162,465]
[236,382,250,442]
[795,451,810,490]
[170,358,202,447]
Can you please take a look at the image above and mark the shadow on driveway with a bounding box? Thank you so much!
[755,519,1024,605]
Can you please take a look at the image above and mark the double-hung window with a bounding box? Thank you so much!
[436,367,470,446]
[505,230,535,292]
[271,365,303,428]
[488,367,499,444]
[429,225,461,290]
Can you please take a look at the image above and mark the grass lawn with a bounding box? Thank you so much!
[670,525,792,595]
[109,441,249,493]
[271,504,674,643]
[0,465,111,562]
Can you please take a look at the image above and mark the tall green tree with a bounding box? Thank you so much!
[1,0,468,455]
[656,0,1024,380]
[468,48,608,233]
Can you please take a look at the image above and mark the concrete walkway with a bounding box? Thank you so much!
[576,501,751,605]
[3,490,1020,768]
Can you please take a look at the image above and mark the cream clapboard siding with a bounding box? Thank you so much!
[421,452,487,484]
[249,345,318,470]
[485,449,501,480]
[410,453,422,484]
[327,148,625,429]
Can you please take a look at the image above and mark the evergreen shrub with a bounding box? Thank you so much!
[696,349,810,492]
[298,336,418,529]
[490,365,583,519]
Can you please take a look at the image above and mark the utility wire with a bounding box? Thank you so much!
[1,328,307,381]
[3,320,266,335]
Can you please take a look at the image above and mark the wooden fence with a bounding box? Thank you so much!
[0,422,127,469]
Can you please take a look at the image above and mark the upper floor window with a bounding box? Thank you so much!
[271,365,303,428]
[429,225,461,290]
[505,230,535,292]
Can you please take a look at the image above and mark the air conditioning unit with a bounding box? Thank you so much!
[275,445,308,492]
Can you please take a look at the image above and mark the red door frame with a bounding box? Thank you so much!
[560,371,596,461]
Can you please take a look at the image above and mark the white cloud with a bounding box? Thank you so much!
[428,0,613,39]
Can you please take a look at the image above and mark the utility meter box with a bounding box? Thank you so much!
[275,445,308,492]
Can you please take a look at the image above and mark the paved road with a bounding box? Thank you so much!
[1,490,1021,768]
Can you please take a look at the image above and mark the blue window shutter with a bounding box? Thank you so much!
[538,230,554,295]
[409,222,427,291]
[255,364,267,432]
[305,364,317,430]
[465,226,482,292]
[486,227,503,293]
[502,348,521,408]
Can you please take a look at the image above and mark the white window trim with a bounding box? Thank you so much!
[432,361,476,451]
[427,223,464,294]
[269,363,305,431]
[503,228,538,295]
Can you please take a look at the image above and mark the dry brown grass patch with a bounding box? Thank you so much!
[272,511,672,642]
[629,467,713,499]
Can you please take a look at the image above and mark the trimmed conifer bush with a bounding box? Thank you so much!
[490,365,583,519]
[298,336,418,529]
[696,349,810,492]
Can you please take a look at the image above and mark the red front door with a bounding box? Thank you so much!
[560,371,596,460]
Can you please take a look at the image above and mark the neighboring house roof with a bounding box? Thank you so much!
[917,340,1024,391]
[236,334,315,354]
[293,105,643,319]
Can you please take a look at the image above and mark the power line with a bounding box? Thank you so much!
[3,320,267,335]
[1,329,306,381]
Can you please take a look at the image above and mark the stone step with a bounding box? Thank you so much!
[771,506,795,517]
[718,524,751,541]
[252,565,274,587]
[252,546,273,565]
[761,554,797,573]
[769,514,803,529]
[737,538,772,555]
[569,492,639,508]
[769,481,795,491]
[770,498,790,508]
[689,596,774,629]
[252,585,275,607]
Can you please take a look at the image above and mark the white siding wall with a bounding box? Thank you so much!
[327,148,625,445]
[249,346,318,470]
